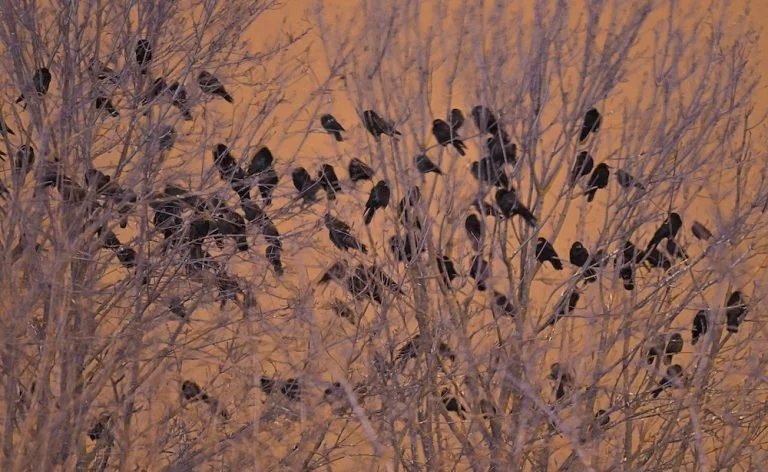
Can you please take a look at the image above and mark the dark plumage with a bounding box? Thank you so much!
[348,158,375,182]
[325,213,367,253]
[321,114,345,141]
[691,310,709,345]
[579,107,601,142]
[0,118,14,136]
[651,364,683,398]
[364,180,390,225]
[725,291,748,333]
[319,261,347,285]
[12,145,35,180]
[135,39,152,74]
[570,151,594,184]
[665,239,688,260]
[643,247,672,270]
[181,380,209,402]
[415,154,442,175]
[495,188,537,227]
[549,363,574,401]
[168,296,187,318]
[569,241,598,282]
[539,290,580,331]
[256,169,278,206]
[348,264,382,303]
[616,241,641,291]
[362,109,400,138]
[114,245,137,268]
[95,97,119,117]
[450,108,465,133]
[471,157,509,188]
[663,333,683,365]
[397,186,422,229]
[647,334,666,365]
[142,77,168,105]
[248,147,274,175]
[471,105,507,139]
[647,212,683,251]
[266,244,283,276]
[491,292,516,318]
[464,213,484,251]
[469,255,490,291]
[441,389,466,419]
[536,237,563,270]
[15,67,52,108]
[212,143,238,176]
[436,255,458,286]
[292,167,320,203]
[432,118,466,156]
[584,163,610,202]
[389,234,417,262]
[318,164,341,200]
[488,136,517,166]
[211,206,249,251]
[198,71,233,103]
[691,221,712,241]
[168,81,193,120]
[616,169,645,190]
[156,125,176,151]
[87,414,112,441]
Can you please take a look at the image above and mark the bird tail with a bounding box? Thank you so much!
[236,237,249,252]
[363,207,375,225]
[326,190,336,201]
[622,279,634,291]
[15,95,25,105]
[454,140,466,156]
[651,386,662,398]
[393,129,402,136]
[224,93,234,103]
[518,208,537,228]
[726,323,739,334]
[360,243,368,254]
[334,131,343,142]
[182,110,193,121]
[552,259,564,270]
[476,282,487,291]
[585,189,596,202]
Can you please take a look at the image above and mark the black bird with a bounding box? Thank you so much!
[319,261,347,285]
[665,239,688,260]
[292,167,320,203]
[0,118,14,136]
[215,270,241,308]
[691,221,712,241]
[495,188,537,227]
[318,164,341,200]
[539,290,580,331]
[570,151,594,184]
[363,180,390,225]
[348,264,382,303]
[469,255,490,291]
[155,125,176,151]
[114,245,137,268]
[259,377,276,395]
[248,146,274,175]
[432,119,466,156]
[181,380,210,402]
[325,213,367,253]
[266,244,283,276]
[415,154,442,175]
[168,296,187,318]
[212,143,238,177]
[12,145,35,180]
[579,107,602,142]
[450,108,465,133]
[725,291,748,333]
[549,363,574,401]
[436,255,458,286]
[247,148,279,206]
[643,247,672,270]
[471,157,509,188]
[389,234,417,263]
[491,292,516,318]
[647,212,683,251]
[280,378,302,401]
[362,109,401,138]
[135,39,152,74]
[320,114,345,141]
[87,414,112,442]
[441,389,466,419]
[691,310,709,345]
[584,163,610,202]
[95,97,119,117]
[471,105,507,139]
[536,237,563,270]
[348,157,375,182]
[616,240,641,291]
[142,77,168,105]
[198,71,233,103]
[15,67,52,108]
[663,333,683,365]
[397,186,422,229]
[330,299,356,324]
[616,169,645,190]
[488,136,517,166]
[369,264,404,294]
[465,213,484,251]
[212,206,249,251]
[168,81,193,120]
[570,242,598,282]
[651,364,683,398]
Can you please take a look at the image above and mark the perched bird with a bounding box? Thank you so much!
[114,245,137,268]
[471,157,509,188]
[320,114,345,141]
[15,67,52,108]
[450,108,465,133]
[330,299,356,324]
[432,118,466,156]
[87,414,112,442]
[348,264,383,303]
[142,77,168,105]
[325,213,367,253]
[569,242,598,283]
[691,310,709,345]
[266,244,283,276]
[262,377,301,401]
[156,125,176,151]
[664,333,683,365]
[168,296,187,319]
[488,136,517,165]
[725,291,748,333]
[168,81,193,120]
[415,154,442,175]
[643,247,672,270]
[319,261,348,285]
[616,169,645,190]
[579,107,601,142]
[441,389,466,419]
[491,292,516,318]
[646,212,683,251]
[536,237,563,270]
[471,105,507,139]
[539,290,580,331]
[362,109,401,138]
[549,363,574,401]
[570,151,594,184]
[212,143,238,176]
[363,180,390,225]
[292,167,320,203]
[95,97,119,117]
[495,188,537,227]
[369,264,404,294]
[248,146,274,175]
[181,380,209,402]
[616,240,641,291]
[397,186,422,229]
[436,255,458,286]
[691,221,712,241]
[88,60,119,83]
[135,39,152,74]
[197,71,233,103]
[318,164,341,200]
[584,163,610,202]
[464,214,484,251]
[348,157,375,182]
[469,255,490,291]
[665,238,688,260]
[651,364,683,398]
[12,145,35,180]
[389,234,417,263]
[247,148,278,206]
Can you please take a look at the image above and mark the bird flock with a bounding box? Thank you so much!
[0,37,752,434]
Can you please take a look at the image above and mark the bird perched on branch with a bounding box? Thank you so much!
[321,114,345,141]
[198,71,233,103]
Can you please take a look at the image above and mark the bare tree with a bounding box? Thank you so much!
[0,0,766,470]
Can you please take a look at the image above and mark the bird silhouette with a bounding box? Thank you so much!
[691,221,712,241]
[579,107,601,142]
[465,213,484,251]
[292,167,321,203]
[168,81,193,120]
[362,109,401,138]
[321,114,345,141]
[488,135,517,165]
[415,154,442,175]
[348,158,375,182]
[570,151,594,184]
[539,290,580,331]
[536,237,563,270]
[725,291,748,333]
[495,188,537,227]
[266,244,283,276]
[616,169,645,190]
[318,164,341,200]
[646,212,682,251]
[364,180,390,225]
[471,157,509,188]
[491,292,516,318]
[584,163,610,202]
[471,105,508,140]
[325,213,367,253]
[15,67,52,108]
[198,71,233,103]
[651,364,683,398]
[436,255,458,286]
[469,255,490,291]
[569,241,598,282]
[95,97,119,117]
[432,119,466,156]
[135,39,152,74]
[450,108,465,133]
[663,333,683,365]
[691,310,709,345]
[441,389,466,419]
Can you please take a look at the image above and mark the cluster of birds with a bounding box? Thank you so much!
[1,38,752,437]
